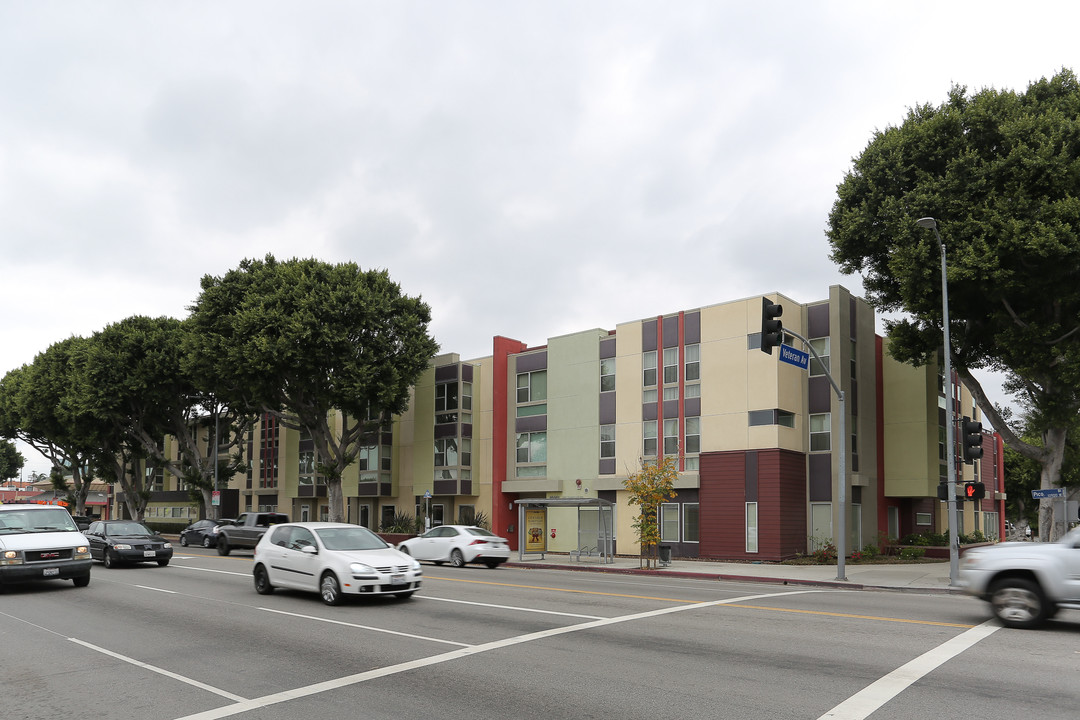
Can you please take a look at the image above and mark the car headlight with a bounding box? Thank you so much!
[162,542,172,549]
[349,562,376,575]
[409,558,421,572]
[112,544,132,550]
[75,546,91,560]
[0,550,23,566]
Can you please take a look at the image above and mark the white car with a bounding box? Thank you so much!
[252,522,422,605]
[397,525,510,568]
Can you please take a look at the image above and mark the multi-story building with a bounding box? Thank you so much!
[124,284,1006,560]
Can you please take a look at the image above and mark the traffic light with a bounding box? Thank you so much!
[760,298,783,354]
[962,417,983,464]
[964,482,986,500]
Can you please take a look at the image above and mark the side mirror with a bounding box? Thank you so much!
[301,545,318,555]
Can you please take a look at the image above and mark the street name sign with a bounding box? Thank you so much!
[1032,488,1066,499]
[778,344,810,370]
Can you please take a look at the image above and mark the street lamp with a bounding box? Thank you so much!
[916,216,960,586]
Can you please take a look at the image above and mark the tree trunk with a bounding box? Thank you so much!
[1038,426,1068,542]
[327,479,345,523]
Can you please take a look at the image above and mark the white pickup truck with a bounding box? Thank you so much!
[957,526,1080,628]
[0,504,92,588]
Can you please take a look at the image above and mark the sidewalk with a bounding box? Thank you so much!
[503,553,960,594]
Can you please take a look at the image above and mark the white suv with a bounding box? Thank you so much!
[0,505,92,588]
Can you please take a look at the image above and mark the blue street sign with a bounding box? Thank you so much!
[1032,488,1066,499]
[778,344,810,370]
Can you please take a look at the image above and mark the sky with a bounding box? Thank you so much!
[3,1,1078,478]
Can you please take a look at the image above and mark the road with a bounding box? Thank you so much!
[2,547,1078,720]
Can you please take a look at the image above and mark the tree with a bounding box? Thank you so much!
[623,455,678,569]
[188,255,439,523]
[0,338,102,515]
[827,69,1080,541]
[77,316,252,522]
[0,439,24,482]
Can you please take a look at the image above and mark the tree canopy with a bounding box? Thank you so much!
[827,68,1080,539]
[0,439,24,482]
[188,255,439,522]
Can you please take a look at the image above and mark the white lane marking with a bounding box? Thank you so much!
[176,589,821,720]
[67,638,247,702]
[258,607,473,647]
[169,564,251,577]
[135,585,178,594]
[417,595,606,620]
[817,619,1001,719]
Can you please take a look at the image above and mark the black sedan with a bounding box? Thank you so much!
[179,518,234,548]
[84,520,173,568]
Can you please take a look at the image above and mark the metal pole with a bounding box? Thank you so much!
[918,218,960,586]
[836,390,847,581]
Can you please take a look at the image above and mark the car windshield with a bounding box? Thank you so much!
[465,527,497,537]
[316,527,389,551]
[108,522,153,536]
[0,509,78,533]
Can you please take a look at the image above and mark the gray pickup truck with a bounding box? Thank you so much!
[957,526,1080,628]
[216,512,289,556]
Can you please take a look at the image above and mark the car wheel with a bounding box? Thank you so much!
[433,561,445,566]
[989,578,1050,629]
[72,574,90,587]
[393,591,415,600]
[320,572,343,606]
[450,549,465,568]
[253,565,275,595]
[180,535,189,547]
[157,558,170,567]
[202,537,212,548]
[484,560,500,569]
[399,546,410,555]
[103,552,116,569]
[217,538,230,556]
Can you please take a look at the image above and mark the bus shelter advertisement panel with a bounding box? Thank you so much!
[525,508,547,552]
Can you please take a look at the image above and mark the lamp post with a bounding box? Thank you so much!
[916,217,960,586]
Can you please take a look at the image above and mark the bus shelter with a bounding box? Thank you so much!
[514,497,615,564]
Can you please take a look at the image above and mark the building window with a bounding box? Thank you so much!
[684,457,699,471]
[850,339,857,379]
[746,502,759,553]
[643,421,657,456]
[462,381,472,411]
[600,425,615,458]
[663,347,679,384]
[461,438,471,467]
[916,512,931,526]
[683,503,699,542]
[434,438,458,467]
[600,358,615,392]
[299,450,315,484]
[643,388,658,403]
[684,383,700,399]
[663,386,679,401]
[435,381,459,423]
[664,419,679,455]
[810,413,831,451]
[380,505,396,531]
[660,503,680,542]
[517,370,547,403]
[809,338,830,377]
[516,404,547,417]
[749,409,796,428]
[685,417,700,455]
[643,351,657,387]
[516,432,547,463]
[684,344,700,382]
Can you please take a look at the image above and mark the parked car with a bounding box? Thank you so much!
[252,522,422,606]
[397,525,510,568]
[84,520,173,568]
[179,519,235,548]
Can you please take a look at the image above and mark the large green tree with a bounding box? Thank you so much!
[188,255,439,523]
[827,69,1080,540]
[77,316,252,521]
[0,338,102,514]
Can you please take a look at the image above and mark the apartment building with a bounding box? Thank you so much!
[127,284,1006,561]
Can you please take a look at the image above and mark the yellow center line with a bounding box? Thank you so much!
[724,604,976,628]
[425,576,974,628]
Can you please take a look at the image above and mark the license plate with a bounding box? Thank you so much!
[390,574,406,585]
[144,550,156,558]
[43,567,59,577]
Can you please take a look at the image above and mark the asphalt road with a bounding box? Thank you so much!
[2,548,1078,720]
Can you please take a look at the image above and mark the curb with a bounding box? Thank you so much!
[503,561,962,594]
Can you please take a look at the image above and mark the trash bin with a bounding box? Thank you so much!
[658,544,672,566]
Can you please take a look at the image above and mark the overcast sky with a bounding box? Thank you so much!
[4,1,1078,478]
